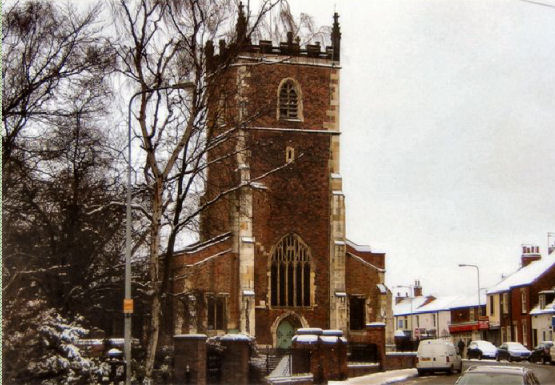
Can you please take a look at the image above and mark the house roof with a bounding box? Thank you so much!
[394,293,487,316]
[487,253,555,294]
[393,296,433,316]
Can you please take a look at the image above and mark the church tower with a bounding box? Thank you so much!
[172,5,386,350]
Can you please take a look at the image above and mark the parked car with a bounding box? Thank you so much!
[529,341,553,364]
[416,339,463,375]
[496,342,532,362]
[455,365,541,385]
[466,340,498,359]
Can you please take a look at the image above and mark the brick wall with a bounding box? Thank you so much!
[250,130,332,344]
[383,353,417,371]
[172,237,239,334]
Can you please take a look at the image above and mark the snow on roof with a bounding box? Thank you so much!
[530,299,555,316]
[393,294,486,316]
[345,239,372,253]
[487,253,555,294]
[178,232,232,254]
[346,252,385,273]
[393,296,431,316]
[377,283,387,294]
[444,293,487,309]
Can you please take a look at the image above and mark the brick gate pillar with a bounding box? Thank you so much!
[220,334,252,385]
[365,323,386,368]
[174,334,207,385]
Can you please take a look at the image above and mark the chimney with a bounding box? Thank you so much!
[548,233,555,255]
[521,244,541,267]
[413,280,423,297]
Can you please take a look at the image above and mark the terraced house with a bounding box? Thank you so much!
[486,242,555,348]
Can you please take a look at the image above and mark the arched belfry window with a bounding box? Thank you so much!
[278,79,303,120]
[270,234,311,307]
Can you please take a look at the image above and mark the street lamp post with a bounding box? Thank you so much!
[124,82,195,385]
[458,264,481,317]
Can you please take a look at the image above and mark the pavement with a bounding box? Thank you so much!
[329,368,418,385]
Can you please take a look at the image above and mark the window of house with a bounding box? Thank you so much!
[278,80,301,120]
[207,295,226,330]
[270,234,311,307]
[521,289,527,313]
[502,293,509,314]
[489,296,494,316]
[349,296,365,330]
[416,315,420,328]
[469,307,475,321]
[522,319,528,345]
[539,294,546,309]
[433,314,436,327]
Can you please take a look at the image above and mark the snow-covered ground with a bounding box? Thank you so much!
[329,368,418,385]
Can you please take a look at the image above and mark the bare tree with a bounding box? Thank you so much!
[2,2,127,381]
[110,0,301,380]
[2,1,113,167]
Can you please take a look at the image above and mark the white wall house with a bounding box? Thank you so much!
[530,290,555,345]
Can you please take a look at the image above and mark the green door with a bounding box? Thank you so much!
[276,320,296,349]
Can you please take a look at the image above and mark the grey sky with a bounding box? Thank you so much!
[286,0,555,297]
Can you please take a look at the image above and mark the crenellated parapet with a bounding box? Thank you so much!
[205,5,341,72]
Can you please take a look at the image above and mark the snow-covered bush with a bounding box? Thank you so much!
[3,299,99,384]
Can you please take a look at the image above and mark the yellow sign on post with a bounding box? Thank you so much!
[123,299,134,314]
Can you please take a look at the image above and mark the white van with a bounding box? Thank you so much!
[416,339,463,376]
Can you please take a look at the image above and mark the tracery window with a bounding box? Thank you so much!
[270,234,311,307]
[278,80,300,120]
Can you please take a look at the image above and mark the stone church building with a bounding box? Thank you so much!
[171,5,389,350]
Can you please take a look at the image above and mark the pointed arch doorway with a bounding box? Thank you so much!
[272,313,305,349]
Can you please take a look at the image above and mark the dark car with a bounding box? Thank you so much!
[455,365,541,385]
[529,341,553,364]
[496,342,532,362]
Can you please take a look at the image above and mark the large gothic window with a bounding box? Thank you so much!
[278,79,301,120]
[270,234,311,307]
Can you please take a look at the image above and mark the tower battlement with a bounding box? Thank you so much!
[206,4,340,71]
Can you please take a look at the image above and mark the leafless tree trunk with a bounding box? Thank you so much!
[111,0,291,380]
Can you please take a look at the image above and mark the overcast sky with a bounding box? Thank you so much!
[285,0,555,298]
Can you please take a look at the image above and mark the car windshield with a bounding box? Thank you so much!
[456,373,523,385]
